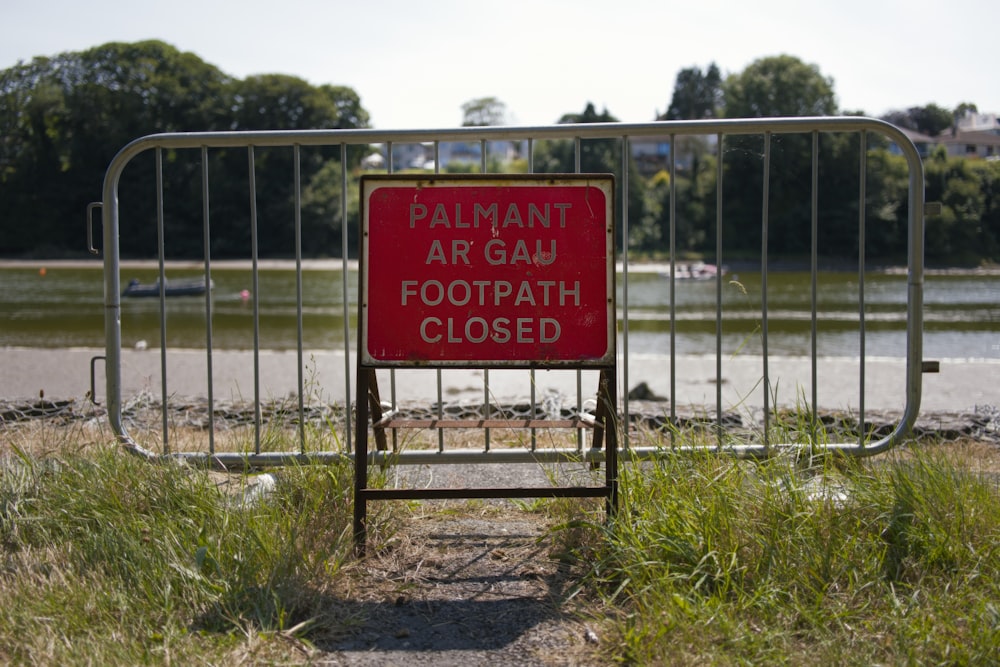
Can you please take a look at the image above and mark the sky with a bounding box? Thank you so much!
[2,0,996,130]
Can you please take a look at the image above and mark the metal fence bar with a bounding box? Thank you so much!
[340,142,353,454]
[293,145,306,451]
[201,146,216,455]
[668,134,678,444]
[155,148,169,454]
[574,138,584,451]
[478,139,490,452]
[858,131,868,447]
[715,132,724,449]
[94,117,927,464]
[761,132,772,452]
[434,141,447,454]
[383,141,397,453]
[810,132,819,436]
[620,135,631,446]
[248,145,262,455]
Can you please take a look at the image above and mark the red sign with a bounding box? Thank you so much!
[360,175,615,367]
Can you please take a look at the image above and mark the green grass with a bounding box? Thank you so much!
[3,417,998,665]
[558,445,1000,665]
[0,443,370,664]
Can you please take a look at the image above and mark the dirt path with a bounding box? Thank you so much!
[319,508,606,666]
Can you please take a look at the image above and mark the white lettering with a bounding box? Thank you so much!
[465,317,489,343]
[420,317,442,343]
[475,203,497,227]
[407,201,572,228]
[535,239,556,265]
[447,318,461,343]
[452,239,470,264]
[425,239,446,264]
[502,202,523,227]
[514,281,535,306]
[492,317,511,343]
[485,238,505,265]
[510,239,531,264]
[409,203,427,228]
[516,318,532,343]
[420,280,444,306]
[482,239,557,265]
[494,281,512,305]
[555,202,571,227]
[430,203,450,228]
[400,278,582,308]
[537,281,555,306]
[447,280,471,306]
[540,318,560,343]
[401,280,418,305]
[528,203,550,228]
[414,316,560,345]
[560,281,580,307]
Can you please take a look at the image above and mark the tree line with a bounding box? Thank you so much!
[1,40,367,258]
[2,43,997,265]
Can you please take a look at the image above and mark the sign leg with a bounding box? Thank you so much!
[601,368,619,518]
[353,366,371,556]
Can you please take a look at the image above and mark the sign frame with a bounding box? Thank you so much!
[353,173,619,555]
[358,174,616,368]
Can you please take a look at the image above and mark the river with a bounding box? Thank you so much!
[2,261,998,360]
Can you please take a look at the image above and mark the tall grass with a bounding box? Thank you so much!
[4,411,998,665]
[564,442,1000,665]
[0,443,367,665]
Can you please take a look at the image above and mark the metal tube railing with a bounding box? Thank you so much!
[96,117,926,464]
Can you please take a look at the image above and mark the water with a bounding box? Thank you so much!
[2,263,998,360]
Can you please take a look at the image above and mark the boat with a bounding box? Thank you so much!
[122,276,213,298]
[659,262,724,281]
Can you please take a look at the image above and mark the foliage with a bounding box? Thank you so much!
[924,147,1000,263]
[0,445,366,663]
[532,103,648,251]
[0,40,369,259]
[723,54,837,118]
[882,103,956,137]
[2,44,998,265]
[4,413,997,665]
[661,63,722,121]
[461,96,507,127]
[559,444,1000,665]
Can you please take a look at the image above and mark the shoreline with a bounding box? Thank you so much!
[3,258,1000,276]
[3,346,996,414]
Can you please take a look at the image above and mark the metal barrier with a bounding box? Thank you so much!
[89,117,926,466]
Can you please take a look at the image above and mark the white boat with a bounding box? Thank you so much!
[660,262,723,281]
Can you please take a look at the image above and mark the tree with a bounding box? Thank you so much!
[0,41,370,258]
[658,63,723,251]
[0,41,234,257]
[532,103,620,174]
[532,103,646,252]
[720,56,844,258]
[909,104,953,137]
[923,147,999,263]
[953,101,978,130]
[723,55,836,118]
[461,96,507,126]
[882,104,959,137]
[661,63,722,120]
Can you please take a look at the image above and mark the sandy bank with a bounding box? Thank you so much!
[3,346,995,414]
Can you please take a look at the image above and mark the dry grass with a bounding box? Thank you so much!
[3,409,999,665]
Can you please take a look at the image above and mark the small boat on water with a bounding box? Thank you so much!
[122,276,213,298]
[660,262,724,281]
